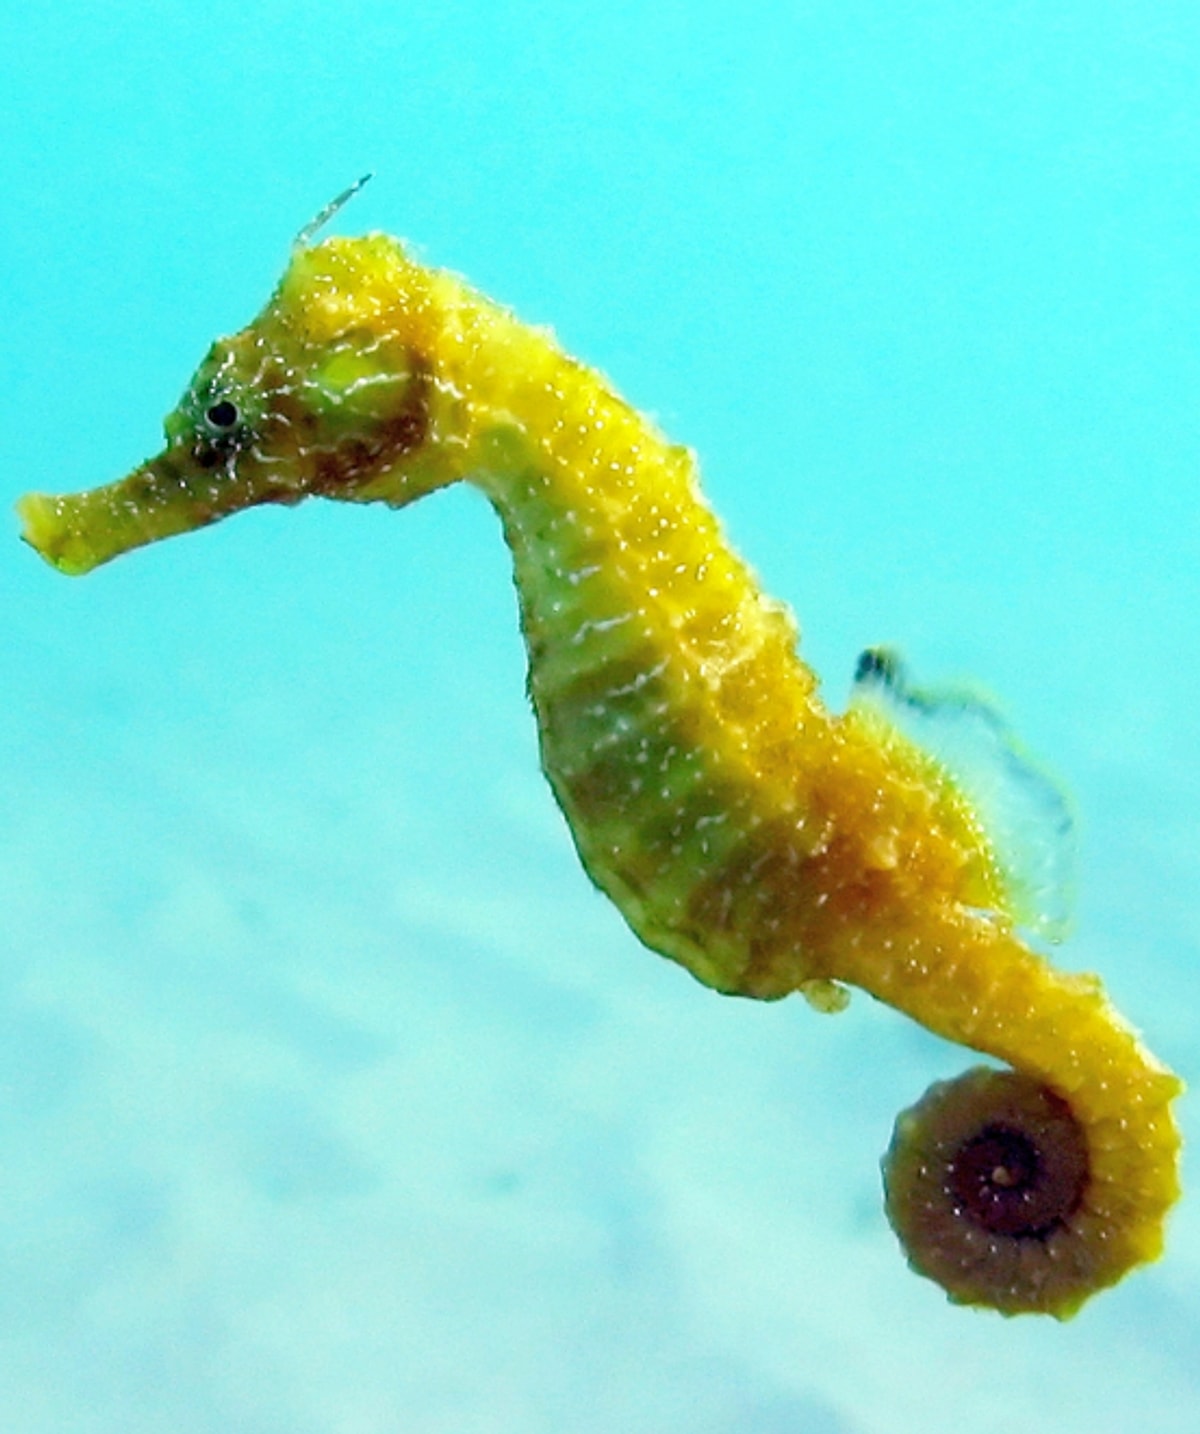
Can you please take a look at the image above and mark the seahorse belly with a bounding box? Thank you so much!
[466,416,828,995]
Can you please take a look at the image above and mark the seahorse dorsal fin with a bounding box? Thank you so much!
[849,647,1076,941]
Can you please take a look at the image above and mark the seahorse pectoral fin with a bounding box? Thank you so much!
[849,646,1075,940]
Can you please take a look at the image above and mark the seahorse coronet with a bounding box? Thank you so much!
[17,221,1183,1317]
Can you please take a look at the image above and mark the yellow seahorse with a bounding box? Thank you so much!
[17,188,1182,1317]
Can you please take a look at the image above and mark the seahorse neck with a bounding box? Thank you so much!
[427,273,824,737]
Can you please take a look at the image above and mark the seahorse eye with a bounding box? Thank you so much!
[205,399,239,430]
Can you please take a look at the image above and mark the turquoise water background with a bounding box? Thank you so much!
[3,3,1199,1430]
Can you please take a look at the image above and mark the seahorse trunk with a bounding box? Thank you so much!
[463,411,833,996]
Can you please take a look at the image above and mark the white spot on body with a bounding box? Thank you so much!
[570,611,635,646]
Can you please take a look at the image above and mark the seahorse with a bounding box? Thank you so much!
[18,190,1182,1318]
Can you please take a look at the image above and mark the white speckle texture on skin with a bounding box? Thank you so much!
[601,658,669,702]
[570,611,636,646]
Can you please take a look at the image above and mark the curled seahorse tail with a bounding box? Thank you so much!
[885,1067,1145,1317]
[834,913,1182,1316]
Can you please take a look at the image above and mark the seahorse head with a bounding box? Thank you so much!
[19,235,450,575]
